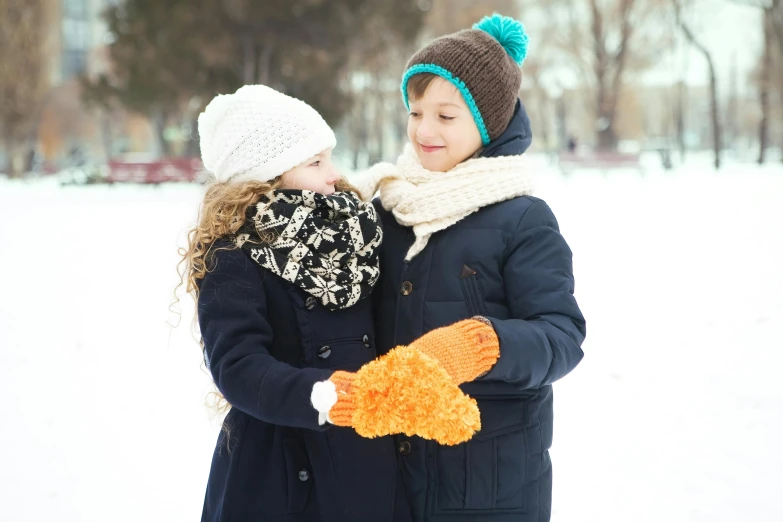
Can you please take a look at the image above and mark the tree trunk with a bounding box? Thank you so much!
[678,18,721,169]
[242,33,255,85]
[185,117,200,157]
[675,80,686,163]
[7,141,28,178]
[726,52,738,149]
[373,68,385,161]
[0,0,48,176]
[771,0,783,56]
[349,102,366,170]
[98,108,114,162]
[706,57,722,169]
[152,108,169,158]
[593,67,617,151]
[556,95,567,151]
[597,124,617,150]
[594,62,619,151]
[759,9,773,164]
[257,38,273,85]
[1,133,9,174]
[537,94,551,153]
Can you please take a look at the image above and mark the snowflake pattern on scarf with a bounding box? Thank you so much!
[235,189,382,310]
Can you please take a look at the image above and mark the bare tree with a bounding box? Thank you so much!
[673,0,721,169]
[520,58,555,151]
[758,9,774,163]
[0,0,48,176]
[524,0,672,150]
[756,0,783,55]
[733,0,783,162]
[590,0,633,149]
[338,2,428,167]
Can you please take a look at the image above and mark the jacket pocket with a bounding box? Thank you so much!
[283,438,313,514]
[432,397,529,514]
[459,267,488,317]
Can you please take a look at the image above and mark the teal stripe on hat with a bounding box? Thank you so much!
[401,64,491,146]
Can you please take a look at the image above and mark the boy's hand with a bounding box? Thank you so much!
[409,318,500,384]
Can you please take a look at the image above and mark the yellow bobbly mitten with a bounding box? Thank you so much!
[310,346,482,446]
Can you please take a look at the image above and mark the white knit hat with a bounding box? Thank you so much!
[197,85,336,183]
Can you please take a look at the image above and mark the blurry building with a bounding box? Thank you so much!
[38,0,154,168]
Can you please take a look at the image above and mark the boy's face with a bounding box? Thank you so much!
[407,77,483,172]
[280,148,342,195]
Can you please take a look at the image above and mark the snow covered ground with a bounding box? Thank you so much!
[1,159,781,521]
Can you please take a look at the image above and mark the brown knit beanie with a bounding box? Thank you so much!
[401,13,529,145]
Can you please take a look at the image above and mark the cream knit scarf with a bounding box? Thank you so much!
[357,145,535,260]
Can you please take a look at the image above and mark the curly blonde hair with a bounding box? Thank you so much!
[179,176,361,301]
[178,178,282,301]
[175,175,361,417]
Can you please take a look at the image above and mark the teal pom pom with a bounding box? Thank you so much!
[473,13,529,65]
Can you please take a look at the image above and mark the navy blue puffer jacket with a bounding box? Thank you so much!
[372,101,586,522]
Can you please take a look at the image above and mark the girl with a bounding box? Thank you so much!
[182,85,412,522]
[184,85,489,522]
[358,14,587,522]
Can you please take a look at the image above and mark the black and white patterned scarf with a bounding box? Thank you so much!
[235,189,383,310]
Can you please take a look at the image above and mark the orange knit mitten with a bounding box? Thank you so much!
[310,345,482,445]
[321,370,358,427]
[409,318,500,385]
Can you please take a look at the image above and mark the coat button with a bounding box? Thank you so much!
[317,345,331,359]
[362,334,371,348]
[298,469,310,482]
[305,296,317,310]
[400,281,413,296]
[398,441,412,456]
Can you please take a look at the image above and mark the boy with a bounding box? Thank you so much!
[361,14,587,522]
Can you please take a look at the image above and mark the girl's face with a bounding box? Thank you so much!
[280,148,342,195]
[407,77,483,172]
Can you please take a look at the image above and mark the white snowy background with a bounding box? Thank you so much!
[1,153,782,521]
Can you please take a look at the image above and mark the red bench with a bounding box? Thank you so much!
[558,151,642,173]
[106,158,207,184]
